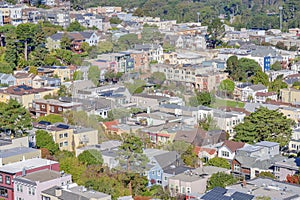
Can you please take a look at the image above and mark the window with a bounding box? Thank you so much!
[233,164,240,172]
[5,176,10,185]
[0,188,7,197]
[41,104,45,109]
[275,166,280,172]
[181,186,185,193]
[157,170,161,176]
[152,171,155,175]
[59,134,63,138]
[20,185,23,192]
[0,175,2,183]
[64,133,68,138]
[58,107,62,111]
[186,187,191,194]
[164,176,168,181]
[17,184,20,192]
[222,151,229,157]
[59,142,63,147]
[63,141,68,146]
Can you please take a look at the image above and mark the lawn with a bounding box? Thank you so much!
[211,98,245,108]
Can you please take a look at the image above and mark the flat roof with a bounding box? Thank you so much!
[0,147,39,158]
[14,169,70,184]
[0,158,58,174]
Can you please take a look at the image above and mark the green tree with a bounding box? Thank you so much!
[57,85,71,97]
[88,65,100,85]
[67,21,85,32]
[37,114,64,124]
[234,107,295,146]
[109,17,122,24]
[207,172,237,190]
[117,34,140,50]
[141,26,164,44]
[225,56,238,78]
[189,91,213,106]
[0,62,14,74]
[149,72,166,85]
[36,130,59,154]
[29,66,38,75]
[59,155,86,183]
[0,99,32,135]
[78,149,104,166]
[207,18,225,48]
[219,79,235,97]
[199,115,220,131]
[250,69,269,86]
[269,75,288,95]
[60,33,71,50]
[125,80,146,94]
[98,41,114,54]
[207,157,230,169]
[181,145,199,167]
[73,70,84,80]
[258,171,276,179]
[271,61,282,71]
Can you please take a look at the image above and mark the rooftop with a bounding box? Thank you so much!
[0,158,58,174]
[0,147,40,158]
[14,169,70,184]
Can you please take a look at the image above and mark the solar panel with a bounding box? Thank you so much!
[57,124,69,129]
[38,121,51,126]
[231,192,254,200]
[13,88,21,92]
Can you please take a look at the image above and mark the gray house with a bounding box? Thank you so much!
[0,73,16,86]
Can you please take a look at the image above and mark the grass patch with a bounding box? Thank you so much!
[211,99,245,108]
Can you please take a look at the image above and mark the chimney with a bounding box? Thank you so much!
[55,187,62,197]
[22,168,26,176]
[242,179,247,188]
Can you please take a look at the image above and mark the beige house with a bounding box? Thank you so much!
[53,68,71,82]
[47,126,74,152]
[0,85,58,108]
[0,147,41,166]
[73,127,99,149]
[168,166,230,197]
[280,88,300,104]
[163,52,178,65]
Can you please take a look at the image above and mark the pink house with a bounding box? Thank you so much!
[14,169,72,200]
[0,158,59,200]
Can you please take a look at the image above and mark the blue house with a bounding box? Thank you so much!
[145,149,187,187]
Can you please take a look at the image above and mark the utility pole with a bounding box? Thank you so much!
[279,6,283,31]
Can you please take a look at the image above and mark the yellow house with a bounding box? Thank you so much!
[280,88,300,104]
[47,125,74,152]
[53,67,71,82]
[0,85,58,108]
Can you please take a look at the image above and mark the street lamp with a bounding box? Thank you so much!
[197,12,200,23]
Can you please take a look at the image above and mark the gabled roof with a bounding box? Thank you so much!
[221,140,245,153]
[153,151,179,169]
[248,84,267,91]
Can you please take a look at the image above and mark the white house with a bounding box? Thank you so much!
[254,92,277,103]
[241,84,267,102]
[217,140,246,161]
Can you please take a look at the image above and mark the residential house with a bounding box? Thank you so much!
[199,187,254,200]
[0,147,41,166]
[174,128,226,147]
[0,85,57,108]
[14,72,34,86]
[241,84,267,102]
[39,6,70,28]
[41,185,111,200]
[120,50,149,72]
[0,73,16,86]
[32,76,61,88]
[280,88,300,104]
[46,31,100,51]
[289,128,300,153]
[195,72,227,92]
[14,169,72,200]
[134,44,164,64]
[29,98,82,118]
[217,140,246,161]
[75,140,121,157]
[0,158,59,200]
[254,91,277,103]
[96,52,135,73]
[194,146,217,160]
[273,158,300,181]
[227,177,300,200]
[73,127,99,149]
[131,94,170,110]
[0,136,29,150]
[231,141,283,180]
[168,166,230,197]
[163,52,177,65]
